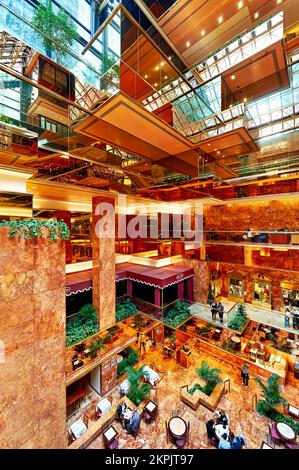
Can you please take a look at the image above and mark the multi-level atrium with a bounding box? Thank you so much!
[1,0,299,452]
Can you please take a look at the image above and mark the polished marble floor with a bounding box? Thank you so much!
[84,346,299,449]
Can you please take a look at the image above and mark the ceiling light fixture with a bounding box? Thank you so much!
[277,0,282,4]
[218,16,223,24]
[160,61,165,66]
[231,74,236,80]
[201,30,205,36]
[238,1,243,9]
[254,12,259,19]
[155,66,159,71]
[145,74,148,79]
[243,97,247,102]
[186,41,190,47]
[164,75,168,80]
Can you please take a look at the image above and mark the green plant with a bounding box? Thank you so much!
[255,374,287,416]
[237,304,247,316]
[66,304,98,347]
[189,361,223,396]
[117,347,140,377]
[116,298,138,322]
[0,219,70,241]
[228,305,248,331]
[163,301,191,328]
[125,366,151,405]
[0,114,13,124]
[32,0,79,58]
[89,337,106,359]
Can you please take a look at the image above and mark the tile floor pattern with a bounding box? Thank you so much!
[85,346,299,449]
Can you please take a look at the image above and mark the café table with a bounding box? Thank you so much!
[143,365,160,386]
[96,397,111,417]
[215,423,229,440]
[230,335,241,350]
[69,418,87,439]
[168,417,187,439]
[276,422,296,442]
[144,400,158,417]
[288,404,299,420]
[103,425,118,447]
[119,378,130,394]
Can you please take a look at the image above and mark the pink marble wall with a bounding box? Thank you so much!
[92,195,116,329]
[0,228,66,448]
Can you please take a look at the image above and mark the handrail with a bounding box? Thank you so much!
[252,393,258,411]
[223,378,230,395]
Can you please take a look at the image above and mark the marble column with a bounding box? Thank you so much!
[244,276,253,304]
[272,279,282,311]
[55,211,72,264]
[92,195,116,330]
[0,227,66,448]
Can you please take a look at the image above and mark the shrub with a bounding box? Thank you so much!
[228,304,247,331]
[125,366,151,405]
[116,298,138,322]
[163,301,191,328]
[188,361,222,396]
[117,347,140,377]
[66,304,98,347]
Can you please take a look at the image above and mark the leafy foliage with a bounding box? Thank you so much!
[88,337,106,359]
[66,304,99,347]
[163,301,191,328]
[32,0,79,57]
[228,303,247,331]
[0,114,13,124]
[117,347,140,377]
[255,374,286,415]
[189,361,222,396]
[0,219,70,241]
[125,366,151,405]
[116,298,138,322]
[255,374,299,434]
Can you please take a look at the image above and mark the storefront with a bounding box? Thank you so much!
[209,270,221,299]
[252,274,272,310]
[281,281,299,308]
[228,270,246,301]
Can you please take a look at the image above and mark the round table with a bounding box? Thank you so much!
[215,423,229,439]
[168,417,187,438]
[231,336,241,344]
[276,422,296,442]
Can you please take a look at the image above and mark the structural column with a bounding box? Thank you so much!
[0,227,66,448]
[92,195,116,330]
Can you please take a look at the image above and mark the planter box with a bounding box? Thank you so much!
[181,380,224,411]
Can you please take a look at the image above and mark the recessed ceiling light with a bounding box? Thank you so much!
[254,12,259,19]
[277,0,282,4]
[145,74,148,79]
[160,61,165,66]
[208,143,211,146]
[217,150,220,154]
[238,1,243,9]
[186,41,190,47]
[214,148,217,151]
[168,56,172,60]
[222,155,225,158]
[243,97,247,102]
[218,16,223,24]
[231,74,236,80]
[201,30,205,36]
[154,83,158,87]
[164,75,168,80]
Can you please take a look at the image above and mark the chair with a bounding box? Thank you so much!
[259,331,266,342]
[143,411,152,424]
[284,440,299,449]
[268,423,281,448]
[172,409,179,417]
[175,437,186,448]
[106,438,119,449]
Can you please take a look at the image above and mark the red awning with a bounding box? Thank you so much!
[66,270,92,296]
[115,263,194,289]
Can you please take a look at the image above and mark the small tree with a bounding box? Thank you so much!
[125,366,151,405]
[32,0,79,58]
[195,361,222,395]
[255,374,286,416]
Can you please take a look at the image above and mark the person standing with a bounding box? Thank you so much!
[218,301,224,324]
[284,303,292,329]
[241,362,249,388]
[211,300,218,321]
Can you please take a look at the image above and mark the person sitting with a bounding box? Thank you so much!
[125,408,140,435]
[206,419,217,442]
[218,433,231,449]
[216,409,229,427]
[230,430,246,449]
[116,400,127,429]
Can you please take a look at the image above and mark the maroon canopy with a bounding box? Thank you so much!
[66,270,92,296]
[115,263,194,289]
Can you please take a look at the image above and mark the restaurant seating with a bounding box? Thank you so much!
[284,440,298,449]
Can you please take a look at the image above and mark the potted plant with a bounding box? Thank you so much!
[89,338,106,359]
[0,115,13,149]
[32,0,79,59]
[125,366,151,406]
[194,361,223,396]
